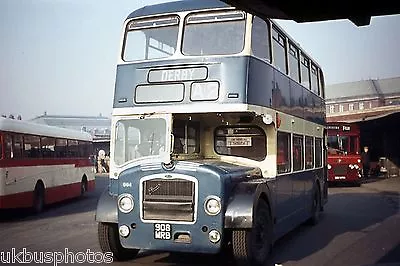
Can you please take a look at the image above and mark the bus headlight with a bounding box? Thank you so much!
[349,164,354,169]
[354,164,359,169]
[357,159,361,163]
[118,194,134,213]
[204,196,221,216]
[327,164,332,170]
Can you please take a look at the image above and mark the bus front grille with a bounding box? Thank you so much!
[142,178,195,222]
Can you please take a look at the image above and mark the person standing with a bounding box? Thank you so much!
[361,146,370,178]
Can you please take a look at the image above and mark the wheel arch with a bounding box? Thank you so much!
[224,180,274,229]
[96,188,118,223]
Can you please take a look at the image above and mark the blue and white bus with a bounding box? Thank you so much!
[96,1,328,265]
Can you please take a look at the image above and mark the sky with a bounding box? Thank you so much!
[1,0,400,120]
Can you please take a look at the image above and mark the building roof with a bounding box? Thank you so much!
[325,76,400,101]
[375,76,400,95]
[127,0,230,19]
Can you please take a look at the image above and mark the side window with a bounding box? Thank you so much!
[318,69,325,98]
[79,141,92,157]
[272,26,287,74]
[311,64,319,95]
[4,134,12,159]
[315,138,322,167]
[251,16,270,62]
[0,135,2,159]
[68,140,79,157]
[215,126,266,161]
[288,43,300,82]
[41,137,55,158]
[55,139,67,158]
[300,54,310,89]
[293,134,304,171]
[173,120,200,154]
[305,136,314,169]
[277,132,291,174]
[24,135,41,158]
[13,134,23,158]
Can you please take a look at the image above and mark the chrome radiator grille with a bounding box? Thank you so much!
[142,178,195,222]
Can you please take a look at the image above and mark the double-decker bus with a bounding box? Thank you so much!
[0,117,95,213]
[96,1,328,265]
[327,123,362,185]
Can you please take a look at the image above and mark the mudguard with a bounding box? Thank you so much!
[224,180,274,229]
[95,188,118,223]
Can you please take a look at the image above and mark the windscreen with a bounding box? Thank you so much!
[114,118,167,165]
[182,10,246,56]
[123,16,179,61]
[328,135,358,154]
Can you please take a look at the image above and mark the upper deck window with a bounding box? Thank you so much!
[251,16,270,62]
[310,64,319,95]
[215,126,266,161]
[300,54,310,89]
[123,16,179,61]
[182,11,246,56]
[272,26,287,74]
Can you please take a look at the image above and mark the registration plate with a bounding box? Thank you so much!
[154,223,172,240]
[335,176,346,180]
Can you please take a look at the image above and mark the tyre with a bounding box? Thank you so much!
[32,182,45,214]
[307,185,321,225]
[232,200,273,266]
[80,177,88,196]
[98,222,139,261]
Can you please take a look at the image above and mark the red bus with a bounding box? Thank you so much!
[0,117,95,213]
[327,123,362,184]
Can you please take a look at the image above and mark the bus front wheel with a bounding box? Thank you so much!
[98,222,139,261]
[232,200,272,266]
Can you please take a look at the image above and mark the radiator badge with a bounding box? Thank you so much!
[148,184,161,195]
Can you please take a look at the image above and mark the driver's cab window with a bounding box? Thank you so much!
[172,120,200,154]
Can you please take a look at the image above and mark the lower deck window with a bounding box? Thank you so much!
[173,120,200,154]
[277,132,291,174]
[215,126,266,161]
[293,134,304,171]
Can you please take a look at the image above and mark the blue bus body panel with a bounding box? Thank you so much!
[272,168,324,240]
[113,56,325,125]
[113,161,260,254]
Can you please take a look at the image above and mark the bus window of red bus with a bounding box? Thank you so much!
[0,134,2,159]
[4,134,12,159]
[350,136,359,154]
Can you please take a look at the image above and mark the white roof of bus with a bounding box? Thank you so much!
[0,117,93,141]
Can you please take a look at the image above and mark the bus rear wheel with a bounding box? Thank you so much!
[232,200,272,266]
[32,182,45,214]
[81,176,88,196]
[308,185,321,225]
[98,222,139,261]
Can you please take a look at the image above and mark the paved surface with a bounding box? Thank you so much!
[0,176,399,266]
